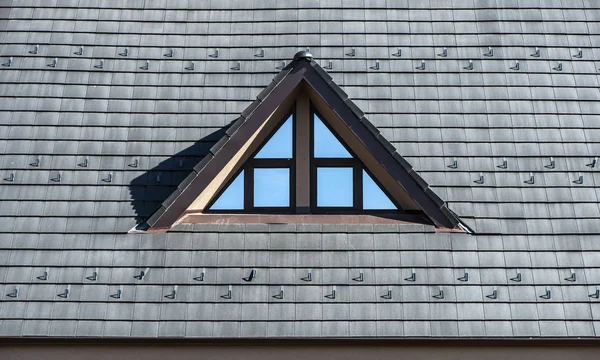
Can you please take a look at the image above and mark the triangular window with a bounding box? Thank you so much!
[209,170,245,210]
[363,170,397,210]
[255,114,293,159]
[313,114,351,158]
[207,107,399,213]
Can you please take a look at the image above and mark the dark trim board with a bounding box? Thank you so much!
[0,336,600,347]
[3,336,600,346]
[1,337,599,360]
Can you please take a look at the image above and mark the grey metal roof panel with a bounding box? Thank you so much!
[566,321,596,337]
[539,321,569,337]
[1,1,600,340]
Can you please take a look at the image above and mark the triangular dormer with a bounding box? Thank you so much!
[140,51,463,232]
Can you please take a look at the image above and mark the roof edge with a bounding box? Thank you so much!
[2,337,599,346]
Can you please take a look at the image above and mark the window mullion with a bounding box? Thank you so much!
[244,164,253,210]
[310,162,317,213]
[353,164,363,210]
[296,95,311,213]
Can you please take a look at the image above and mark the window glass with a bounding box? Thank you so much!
[255,115,293,159]
[362,170,397,210]
[313,114,352,158]
[317,167,353,207]
[209,170,244,210]
[254,168,290,207]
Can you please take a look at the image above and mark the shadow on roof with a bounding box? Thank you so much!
[128,123,231,224]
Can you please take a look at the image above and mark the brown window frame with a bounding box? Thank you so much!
[205,103,404,216]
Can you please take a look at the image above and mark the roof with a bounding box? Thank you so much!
[0,1,600,338]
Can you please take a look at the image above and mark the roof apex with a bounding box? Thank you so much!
[293,50,313,61]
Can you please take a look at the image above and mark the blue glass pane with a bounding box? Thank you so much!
[313,114,352,158]
[254,168,290,207]
[209,170,244,210]
[255,115,293,159]
[362,170,397,210]
[317,167,353,207]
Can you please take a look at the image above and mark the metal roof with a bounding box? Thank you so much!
[0,0,599,338]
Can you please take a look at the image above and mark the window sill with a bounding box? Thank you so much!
[178,213,430,225]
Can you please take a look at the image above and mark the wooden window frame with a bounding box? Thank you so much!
[205,103,404,215]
